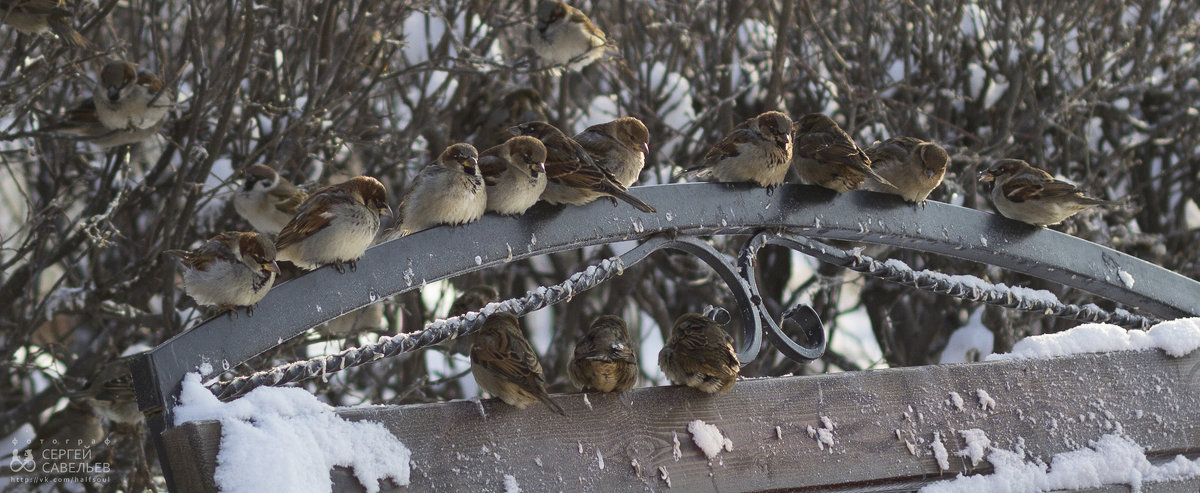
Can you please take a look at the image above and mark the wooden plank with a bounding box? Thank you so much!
[162,349,1200,492]
[161,422,220,493]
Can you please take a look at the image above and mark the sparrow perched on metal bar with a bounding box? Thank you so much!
[166,232,279,314]
[479,136,547,216]
[0,0,89,47]
[568,315,638,393]
[471,312,566,415]
[683,111,793,188]
[792,113,894,193]
[233,164,309,235]
[574,117,650,188]
[978,159,1117,226]
[528,0,607,73]
[509,121,656,212]
[863,137,949,204]
[391,143,488,237]
[659,312,740,394]
[93,60,173,132]
[275,176,391,271]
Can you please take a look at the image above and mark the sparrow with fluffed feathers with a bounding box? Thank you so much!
[470,312,566,415]
[475,88,551,150]
[390,143,488,237]
[863,137,949,204]
[275,176,391,272]
[658,312,740,394]
[528,0,607,73]
[574,117,650,188]
[166,232,279,315]
[792,113,895,193]
[479,136,548,216]
[39,99,159,148]
[509,121,656,213]
[568,315,639,393]
[441,285,500,355]
[683,111,794,188]
[978,159,1117,226]
[233,164,309,235]
[94,60,173,132]
[0,0,89,47]
[69,357,142,425]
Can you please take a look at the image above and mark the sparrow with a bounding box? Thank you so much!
[528,0,607,73]
[568,315,638,393]
[682,111,793,188]
[862,137,950,204]
[508,121,656,213]
[69,357,141,425]
[39,98,159,148]
[0,0,89,47]
[658,312,740,394]
[574,117,650,188]
[392,143,487,237]
[792,113,895,193]
[475,88,551,150]
[978,159,1117,226]
[479,136,548,216]
[275,176,391,272]
[233,164,309,235]
[166,232,279,314]
[93,60,173,132]
[470,312,566,415]
[442,285,500,355]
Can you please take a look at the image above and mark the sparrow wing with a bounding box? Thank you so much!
[274,193,336,251]
[477,147,511,186]
[268,183,307,215]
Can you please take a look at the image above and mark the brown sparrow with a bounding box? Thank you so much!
[528,0,607,73]
[792,113,894,192]
[275,176,391,271]
[508,121,656,212]
[470,312,566,415]
[94,61,173,132]
[441,285,499,354]
[475,88,551,150]
[479,136,547,216]
[69,357,142,425]
[863,137,949,204]
[166,232,279,314]
[233,164,309,235]
[658,312,740,394]
[684,111,793,188]
[0,0,89,47]
[568,315,638,393]
[392,143,487,237]
[978,159,1116,226]
[39,98,159,148]
[574,117,650,188]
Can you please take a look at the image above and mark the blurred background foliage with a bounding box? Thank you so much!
[1,0,1198,490]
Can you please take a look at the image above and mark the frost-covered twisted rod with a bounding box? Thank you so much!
[208,256,627,401]
[784,235,1157,330]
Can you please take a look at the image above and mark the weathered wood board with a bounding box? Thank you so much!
[162,348,1200,492]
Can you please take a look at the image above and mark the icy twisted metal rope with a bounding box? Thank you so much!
[757,232,1158,330]
[208,256,626,401]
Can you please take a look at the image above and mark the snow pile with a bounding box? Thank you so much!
[922,433,1200,492]
[988,318,1200,361]
[956,429,991,467]
[807,416,838,452]
[175,374,411,493]
[930,432,951,471]
[687,420,732,460]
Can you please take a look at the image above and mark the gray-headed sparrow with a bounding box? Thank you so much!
[94,61,172,132]
[508,121,656,212]
[167,231,279,314]
[470,312,566,415]
[40,98,159,148]
[528,0,607,73]
[683,111,793,188]
[0,0,89,47]
[574,117,650,188]
[479,136,547,216]
[978,159,1116,226]
[275,176,391,271]
[863,137,949,204]
[568,315,638,393]
[475,88,551,150]
[792,113,894,193]
[233,164,309,235]
[391,143,487,237]
[658,312,740,394]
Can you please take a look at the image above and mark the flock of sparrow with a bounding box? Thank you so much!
[5,0,1118,410]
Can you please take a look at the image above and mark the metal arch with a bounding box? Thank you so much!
[738,232,829,362]
[131,182,1200,491]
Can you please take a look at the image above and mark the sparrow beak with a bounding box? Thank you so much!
[107,86,121,102]
[640,142,650,155]
[464,156,478,168]
[537,161,546,174]
[263,262,280,274]
[506,125,521,136]
[379,204,393,217]
[977,168,997,182]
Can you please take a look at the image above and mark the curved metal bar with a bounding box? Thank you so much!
[738,232,828,362]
